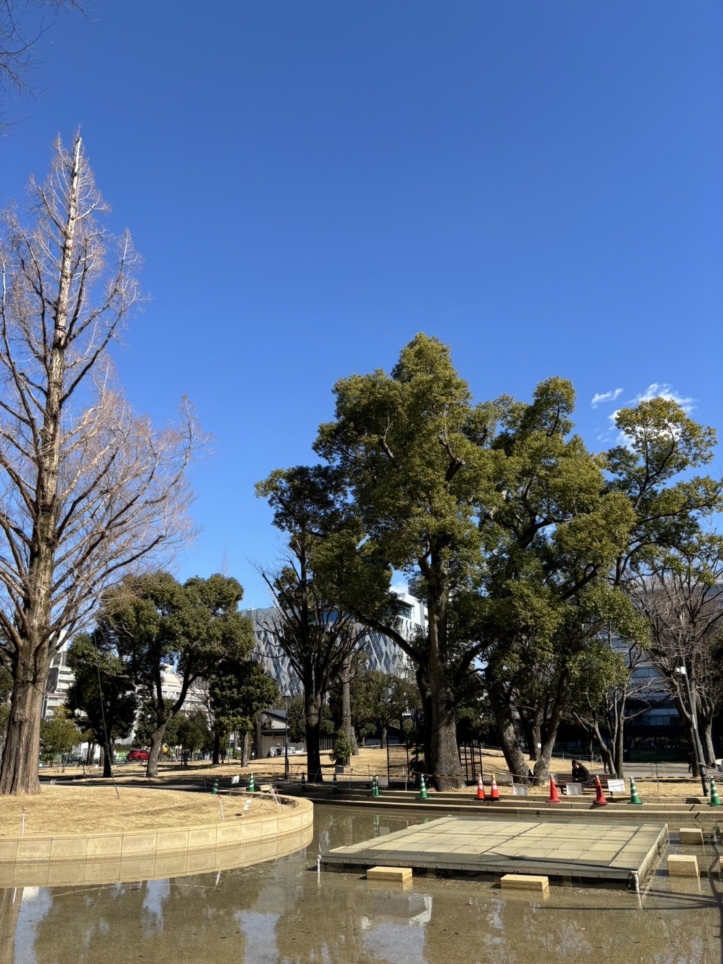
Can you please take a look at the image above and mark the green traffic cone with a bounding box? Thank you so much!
[709,778,721,807]
[629,777,642,805]
[248,772,256,793]
[418,774,429,800]
[212,778,219,795]
[372,774,381,798]
[300,773,306,793]
[331,773,340,794]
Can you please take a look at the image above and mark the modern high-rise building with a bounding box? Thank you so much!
[242,590,426,695]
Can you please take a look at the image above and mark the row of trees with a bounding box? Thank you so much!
[63,572,278,777]
[256,334,722,788]
[0,570,281,778]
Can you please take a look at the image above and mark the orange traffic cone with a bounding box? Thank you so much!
[476,773,486,801]
[593,775,608,807]
[549,776,561,804]
[489,773,500,802]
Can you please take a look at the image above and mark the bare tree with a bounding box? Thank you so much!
[258,559,369,783]
[633,538,723,771]
[567,635,654,778]
[0,1,88,125]
[0,136,200,794]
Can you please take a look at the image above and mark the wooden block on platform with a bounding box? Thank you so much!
[367,866,412,883]
[679,828,704,845]
[501,874,550,896]
[667,855,698,877]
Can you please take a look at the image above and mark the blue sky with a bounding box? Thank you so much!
[2,2,721,604]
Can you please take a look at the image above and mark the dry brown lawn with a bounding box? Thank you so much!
[0,785,282,837]
[104,746,704,802]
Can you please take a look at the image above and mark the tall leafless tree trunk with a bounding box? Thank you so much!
[0,137,199,795]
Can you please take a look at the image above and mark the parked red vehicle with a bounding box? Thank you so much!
[126,748,150,762]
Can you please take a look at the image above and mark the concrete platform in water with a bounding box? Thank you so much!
[323,815,668,886]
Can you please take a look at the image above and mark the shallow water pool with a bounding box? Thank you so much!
[1,805,720,963]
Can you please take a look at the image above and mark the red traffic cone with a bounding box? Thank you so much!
[593,775,608,807]
[489,773,500,802]
[476,773,486,801]
[549,776,561,804]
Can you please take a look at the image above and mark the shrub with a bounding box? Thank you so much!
[330,731,354,767]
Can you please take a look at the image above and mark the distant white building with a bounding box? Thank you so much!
[43,646,207,722]
[42,638,74,718]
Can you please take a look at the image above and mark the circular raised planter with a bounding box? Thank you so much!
[0,792,314,888]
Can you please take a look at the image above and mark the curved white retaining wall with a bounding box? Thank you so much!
[0,795,314,888]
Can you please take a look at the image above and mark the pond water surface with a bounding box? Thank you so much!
[1,805,720,964]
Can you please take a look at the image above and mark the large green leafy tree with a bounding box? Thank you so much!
[314,335,492,789]
[209,657,278,764]
[65,633,137,778]
[93,572,252,777]
[314,339,644,787]
[470,379,639,783]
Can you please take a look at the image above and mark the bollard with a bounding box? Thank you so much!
[418,774,429,800]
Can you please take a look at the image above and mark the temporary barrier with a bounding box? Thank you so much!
[592,775,608,807]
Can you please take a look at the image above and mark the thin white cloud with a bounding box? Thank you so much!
[591,388,623,408]
[603,382,696,449]
[632,383,695,413]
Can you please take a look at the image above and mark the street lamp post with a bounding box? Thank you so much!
[675,665,708,797]
[284,693,291,781]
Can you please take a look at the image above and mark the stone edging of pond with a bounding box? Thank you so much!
[0,794,314,888]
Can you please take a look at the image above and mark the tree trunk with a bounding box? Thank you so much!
[414,664,433,771]
[576,717,616,776]
[86,741,95,766]
[0,888,22,964]
[487,680,529,784]
[381,725,388,749]
[305,691,323,783]
[613,723,625,778]
[702,717,716,767]
[427,602,463,790]
[146,722,168,778]
[340,652,354,746]
[102,741,113,778]
[0,652,48,794]
[212,731,220,766]
[532,735,555,785]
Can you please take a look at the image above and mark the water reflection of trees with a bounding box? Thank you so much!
[25,870,268,964]
[2,835,720,964]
